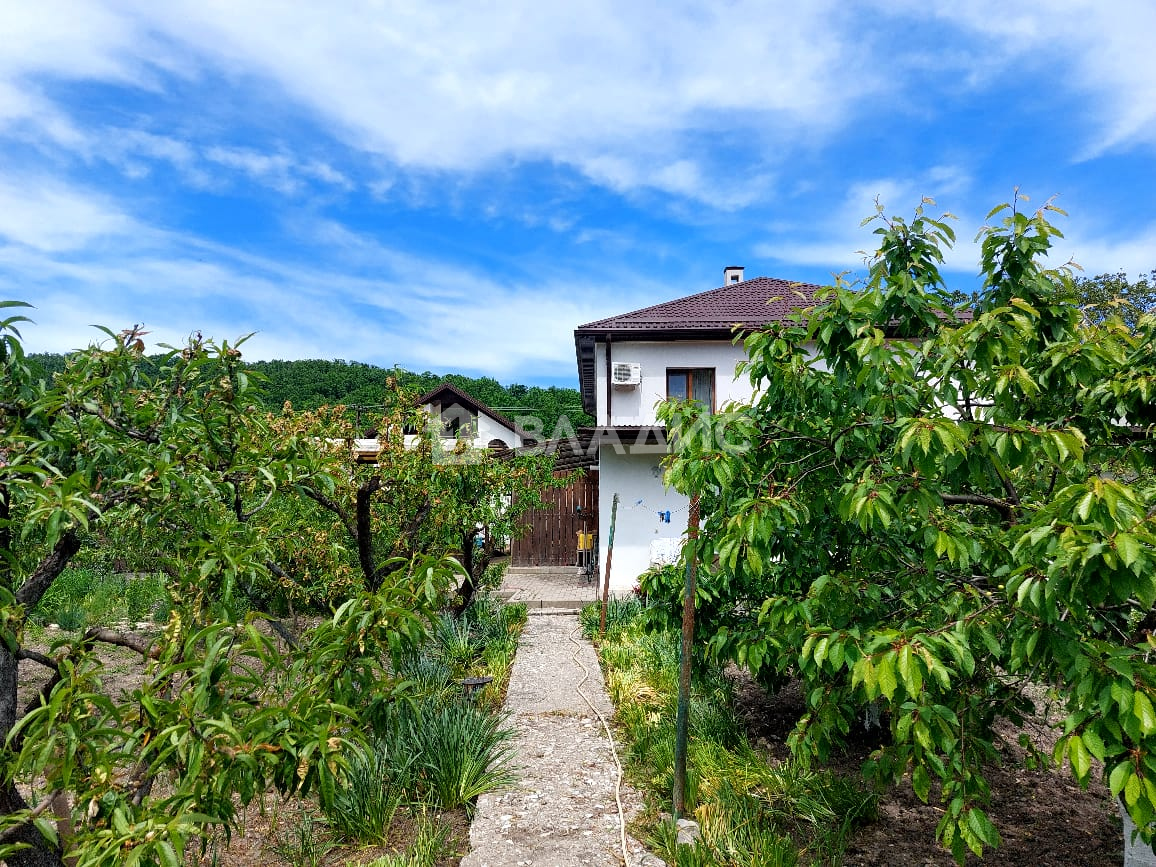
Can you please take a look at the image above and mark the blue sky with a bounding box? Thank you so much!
[3,2,1154,388]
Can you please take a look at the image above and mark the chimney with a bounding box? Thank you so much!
[723,265,744,285]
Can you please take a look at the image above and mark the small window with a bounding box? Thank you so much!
[440,403,477,438]
[667,368,715,412]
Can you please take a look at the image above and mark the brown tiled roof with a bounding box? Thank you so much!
[575,276,824,336]
[516,428,599,471]
[574,276,825,415]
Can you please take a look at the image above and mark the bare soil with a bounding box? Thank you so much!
[730,672,1121,866]
[188,799,471,867]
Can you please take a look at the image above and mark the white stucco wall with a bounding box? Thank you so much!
[477,412,523,448]
[593,340,752,426]
[597,446,690,595]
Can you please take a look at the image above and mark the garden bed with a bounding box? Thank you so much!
[586,598,1122,866]
[730,673,1120,866]
[16,593,527,867]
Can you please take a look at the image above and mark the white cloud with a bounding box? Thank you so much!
[3,1,1151,208]
[1,202,632,378]
[1051,222,1156,278]
[0,1,877,201]
[0,177,137,252]
[878,0,1156,156]
[756,168,977,275]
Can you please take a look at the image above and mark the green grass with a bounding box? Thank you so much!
[271,812,335,867]
[583,601,876,866]
[578,594,645,638]
[353,812,452,867]
[30,567,169,629]
[324,741,408,843]
[370,699,516,814]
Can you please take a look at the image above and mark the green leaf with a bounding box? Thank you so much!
[1134,692,1156,736]
[158,840,180,867]
[965,807,1000,848]
[1109,762,1131,797]
[1068,735,1092,781]
[912,763,931,802]
[1076,492,1095,521]
[1081,729,1106,762]
[1116,533,1141,568]
[897,644,922,696]
[31,817,58,847]
[878,655,898,700]
[1126,771,1142,806]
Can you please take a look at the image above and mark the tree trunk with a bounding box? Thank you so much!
[452,528,484,617]
[0,680,65,866]
[14,532,81,610]
[0,523,75,867]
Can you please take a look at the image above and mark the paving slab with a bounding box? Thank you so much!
[500,566,601,612]
[462,613,664,867]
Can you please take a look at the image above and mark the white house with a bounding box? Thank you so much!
[413,382,528,450]
[356,381,528,460]
[573,267,822,593]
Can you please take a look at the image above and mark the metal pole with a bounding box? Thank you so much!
[599,493,619,636]
[673,494,701,819]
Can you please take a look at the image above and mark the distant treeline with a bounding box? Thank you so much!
[27,354,591,437]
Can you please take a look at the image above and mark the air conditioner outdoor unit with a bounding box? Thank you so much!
[611,362,642,386]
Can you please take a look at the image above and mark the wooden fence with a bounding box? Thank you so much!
[510,469,599,566]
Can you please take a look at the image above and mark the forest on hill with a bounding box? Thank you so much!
[27,353,591,436]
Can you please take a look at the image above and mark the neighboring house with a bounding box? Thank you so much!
[574,267,822,593]
[412,382,528,450]
[354,381,528,460]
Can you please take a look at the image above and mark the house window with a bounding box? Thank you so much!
[667,368,715,412]
[440,403,477,437]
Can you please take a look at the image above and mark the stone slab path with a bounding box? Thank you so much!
[462,613,663,867]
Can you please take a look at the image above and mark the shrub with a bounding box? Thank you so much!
[124,574,168,623]
[478,560,507,593]
[356,813,451,867]
[393,652,456,703]
[52,605,87,632]
[578,595,644,638]
[30,566,99,626]
[28,567,169,628]
[381,700,515,812]
[270,812,334,867]
[324,741,407,843]
[431,612,484,674]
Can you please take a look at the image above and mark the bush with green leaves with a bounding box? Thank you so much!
[29,568,169,629]
[355,814,451,867]
[657,198,1156,861]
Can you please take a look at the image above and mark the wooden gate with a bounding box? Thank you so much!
[511,469,599,566]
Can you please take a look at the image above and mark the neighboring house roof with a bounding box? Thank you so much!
[416,381,528,442]
[516,427,599,472]
[574,276,825,415]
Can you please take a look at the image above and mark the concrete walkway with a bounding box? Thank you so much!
[462,613,662,867]
[498,565,601,612]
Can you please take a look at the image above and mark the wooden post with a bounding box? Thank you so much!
[673,494,701,820]
[599,493,619,636]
